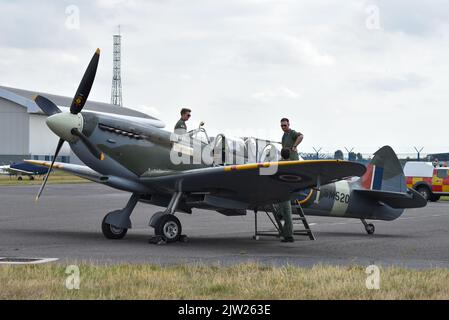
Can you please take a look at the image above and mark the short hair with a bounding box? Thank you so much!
[281,148,290,160]
[280,118,290,123]
[181,108,191,116]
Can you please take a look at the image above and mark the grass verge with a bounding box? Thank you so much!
[0,263,448,299]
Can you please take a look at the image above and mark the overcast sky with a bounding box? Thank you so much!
[1,0,448,155]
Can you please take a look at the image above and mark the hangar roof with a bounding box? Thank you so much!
[0,85,157,120]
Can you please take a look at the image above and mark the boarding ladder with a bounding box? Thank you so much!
[253,202,315,241]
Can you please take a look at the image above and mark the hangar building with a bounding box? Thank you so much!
[0,86,153,165]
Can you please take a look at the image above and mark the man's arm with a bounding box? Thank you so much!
[291,132,304,152]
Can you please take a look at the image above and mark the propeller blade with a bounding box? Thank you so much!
[71,128,105,161]
[33,95,62,116]
[35,138,65,201]
[70,48,100,115]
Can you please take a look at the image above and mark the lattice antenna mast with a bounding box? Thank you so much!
[111,25,123,107]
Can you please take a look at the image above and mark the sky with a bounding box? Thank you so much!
[1,0,448,155]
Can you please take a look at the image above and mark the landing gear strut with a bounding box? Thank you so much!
[101,193,139,240]
[361,219,375,235]
[149,192,186,244]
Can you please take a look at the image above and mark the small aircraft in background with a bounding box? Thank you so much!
[0,162,49,180]
[25,49,426,243]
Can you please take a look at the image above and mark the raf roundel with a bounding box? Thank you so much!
[278,174,303,183]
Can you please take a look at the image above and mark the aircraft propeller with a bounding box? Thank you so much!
[34,49,104,201]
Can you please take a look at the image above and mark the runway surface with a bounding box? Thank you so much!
[1,184,448,268]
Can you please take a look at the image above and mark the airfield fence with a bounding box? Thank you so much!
[299,152,448,166]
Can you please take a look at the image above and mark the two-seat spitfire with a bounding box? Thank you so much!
[27,49,427,243]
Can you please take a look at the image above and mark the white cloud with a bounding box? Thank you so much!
[252,87,300,102]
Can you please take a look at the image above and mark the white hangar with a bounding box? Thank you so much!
[0,86,159,164]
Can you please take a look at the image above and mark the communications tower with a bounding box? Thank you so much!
[111,26,123,107]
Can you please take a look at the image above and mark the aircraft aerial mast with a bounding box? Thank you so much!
[111,25,123,107]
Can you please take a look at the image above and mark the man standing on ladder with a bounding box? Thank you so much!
[280,118,304,160]
[273,148,296,243]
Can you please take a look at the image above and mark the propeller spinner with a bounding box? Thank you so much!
[34,49,104,201]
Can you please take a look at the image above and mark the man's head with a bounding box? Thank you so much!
[281,148,291,160]
[181,108,192,121]
[280,118,290,132]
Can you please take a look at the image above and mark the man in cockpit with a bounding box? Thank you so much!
[174,108,191,134]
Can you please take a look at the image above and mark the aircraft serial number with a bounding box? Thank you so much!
[322,190,351,204]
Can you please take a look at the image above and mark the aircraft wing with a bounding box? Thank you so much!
[2,167,34,176]
[142,160,366,206]
[24,160,102,182]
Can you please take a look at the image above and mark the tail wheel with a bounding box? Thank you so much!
[155,215,182,243]
[101,214,128,240]
[430,195,441,202]
[416,186,431,201]
[365,223,375,235]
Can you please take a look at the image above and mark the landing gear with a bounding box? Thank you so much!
[361,219,375,235]
[154,214,182,243]
[101,193,139,240]
[102,213,128,239]
[149,192,186,244]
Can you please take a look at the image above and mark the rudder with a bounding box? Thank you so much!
[360,146,407,193]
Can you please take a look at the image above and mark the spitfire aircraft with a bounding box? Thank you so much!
[26,49,427,243]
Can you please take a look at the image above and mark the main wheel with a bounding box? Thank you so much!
[365,223,375,235]
[154,215,182,243]
[102,214,128,240]
[416,186,430,201]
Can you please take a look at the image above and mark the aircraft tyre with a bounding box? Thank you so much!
[416,186,430,201]
[102,213,128,240]
[154,214,182,243]
[365,223,375,235]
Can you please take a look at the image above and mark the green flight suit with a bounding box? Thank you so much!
[273,157,294,239]
[174,119,187,134]
[273,201,294,239]
[282,129,302,160]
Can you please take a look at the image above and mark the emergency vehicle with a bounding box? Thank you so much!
[404,162,449,201]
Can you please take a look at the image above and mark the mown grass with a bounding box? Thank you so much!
[441,196,449,201]
[0,172,89,186]
[0,263,448,300]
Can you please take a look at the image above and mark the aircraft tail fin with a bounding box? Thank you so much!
[355,146,427,210]
[359,146,407,193]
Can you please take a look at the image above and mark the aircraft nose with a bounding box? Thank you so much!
[46,113,84,142]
